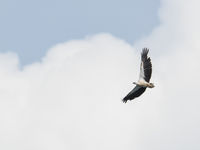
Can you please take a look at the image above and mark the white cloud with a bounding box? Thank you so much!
[1,0,200,149]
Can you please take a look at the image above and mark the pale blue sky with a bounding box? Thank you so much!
[0,0,160,65]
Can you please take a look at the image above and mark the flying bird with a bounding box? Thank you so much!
[123,48,154,103]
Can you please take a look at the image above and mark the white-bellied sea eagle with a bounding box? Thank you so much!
[123,48,154,103]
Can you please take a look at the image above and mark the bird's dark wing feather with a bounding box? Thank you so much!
[122,85,146,103]
[141,48,152,82]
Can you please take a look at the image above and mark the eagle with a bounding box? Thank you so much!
[123,48,154,103]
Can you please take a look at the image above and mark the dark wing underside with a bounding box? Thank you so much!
[122,85,146,103]
[141,48,152,82]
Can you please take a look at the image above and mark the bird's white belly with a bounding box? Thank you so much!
[137,81,149,87]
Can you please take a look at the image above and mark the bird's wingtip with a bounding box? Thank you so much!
[122,98,128,103]
[142,48,149,54]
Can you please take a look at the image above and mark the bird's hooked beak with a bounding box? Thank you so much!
[133,82,137,85]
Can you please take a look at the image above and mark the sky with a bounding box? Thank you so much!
[1,0,200,150]
[0,0,160,65]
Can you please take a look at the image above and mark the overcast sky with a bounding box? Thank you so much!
[1,0,200,150]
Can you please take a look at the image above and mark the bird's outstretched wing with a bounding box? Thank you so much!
[139,48,152,82]
[122,85,146,103]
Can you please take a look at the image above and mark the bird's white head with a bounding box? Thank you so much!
[149,83,155,88]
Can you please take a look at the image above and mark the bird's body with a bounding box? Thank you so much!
[123,48,154,103]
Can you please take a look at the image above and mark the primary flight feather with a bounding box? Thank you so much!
[123,48,154,103]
